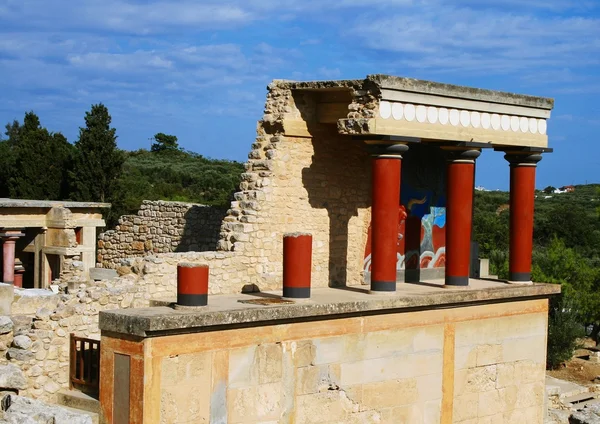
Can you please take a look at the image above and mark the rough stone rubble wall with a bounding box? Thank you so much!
[0,80,379,405]
[97,200,226,269]
[211,81,373,290]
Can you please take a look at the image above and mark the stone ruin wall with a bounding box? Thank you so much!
[0,80,379,404]
[205,80,375,291]
[98,80,376,293]
[97,200,226,269]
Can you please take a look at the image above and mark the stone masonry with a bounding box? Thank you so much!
[97,200,226,269]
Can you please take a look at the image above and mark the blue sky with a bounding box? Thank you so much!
[0,0,599,190]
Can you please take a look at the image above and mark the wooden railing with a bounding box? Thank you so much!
[69,334,100,393]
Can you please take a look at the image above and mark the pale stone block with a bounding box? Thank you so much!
[416,373,443,402]
[340,352,443,386]
[513,360,545,384]
[455,346,477,370]
[292,341,315,368]
[499,385,518,412]
[228,345,257,388]
[160,379,211,423]
[495,363,514,389]
[453,393,478,422]
[478,414,505,424]
[255,382,283,419]
[412,325,444,353]
[502,336,547,364]
[256,343,282,384]
[424,399,441,423]
[295,366,320,395]
[390,403,423,424]
[476,344,503,366]
[361,378,419,409]
[227,386,256,423]
[363,329,414,359]
[503,406,541,424]
[514,382,545,409]
[178,351,212,381]
[313,334,365,365]
[496,313,547,341]
[455,319,499,347]
[294,391,351,424]
[478,389,504,417]
[465,365,497,393]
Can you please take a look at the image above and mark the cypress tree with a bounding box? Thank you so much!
[70,104,125,203]
[7,112,73,200]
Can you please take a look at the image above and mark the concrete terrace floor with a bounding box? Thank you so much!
[99,278,560,337]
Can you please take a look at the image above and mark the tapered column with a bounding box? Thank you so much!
[445,150,480,286]
[369,143,408,293]
[176,263,209,307]
[283,233,312,299]
[1,230,24,285]
[505,153,542,283]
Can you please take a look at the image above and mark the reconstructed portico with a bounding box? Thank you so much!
[98,75,558,424]
[0,199,109,288]
[282,75,553,288]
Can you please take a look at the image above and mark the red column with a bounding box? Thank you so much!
[370,143,408,293]
[445,150,480,286]
[283,233,312,299]
[505,153,542,283]
[1,230,24,285]
[14,260,24,288]
[176,263,209,307]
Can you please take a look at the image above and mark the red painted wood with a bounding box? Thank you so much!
[177,265,209,295]
[509,165,536,276]
[283,234,312,289]
[371,158,402,287]
[445,161,475,281]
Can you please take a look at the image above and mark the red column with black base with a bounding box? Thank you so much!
[505,153,542,283]
[445,150,480,287]
[1,230,24,285]
[177,263,209,306]
[283,233,312,299]
[370,144,408,293]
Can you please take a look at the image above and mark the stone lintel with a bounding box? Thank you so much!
[369,74,554,111]
[0,199,111,209]
[99,280,560,338]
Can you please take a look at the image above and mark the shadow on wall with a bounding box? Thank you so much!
[296,91,371,288]
[175,205,228,253]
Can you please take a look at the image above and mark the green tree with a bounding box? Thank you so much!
[4,112,73,200]
[70,104,125,203]
[150,133,179,153]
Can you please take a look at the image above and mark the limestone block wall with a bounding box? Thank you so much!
[97,201,226,269]
[100,298,549,423]
[0,278,156,403]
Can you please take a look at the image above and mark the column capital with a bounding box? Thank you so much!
[0,230,25,241]
[367,143,409,159]
[504,153,542,167]
[444,149,481,163]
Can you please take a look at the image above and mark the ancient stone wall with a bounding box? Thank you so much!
[210,83,372,290]
[97,200,226,269]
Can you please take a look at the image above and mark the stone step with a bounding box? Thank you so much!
[564,392,597,405]
[56,389,100,414]
[573,397,600,410]
[547,376,590,399]
[60,405,99,424]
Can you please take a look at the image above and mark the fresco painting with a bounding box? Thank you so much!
[363,145,447,273]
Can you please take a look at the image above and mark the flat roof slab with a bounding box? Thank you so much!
[100,279,560,338]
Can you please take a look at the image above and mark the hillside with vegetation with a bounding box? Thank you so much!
[0,104,597,368]
[474,186,600,367]
[0,108,244,226]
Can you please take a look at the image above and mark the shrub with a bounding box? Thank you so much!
[546,294,585,369]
